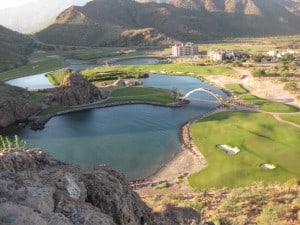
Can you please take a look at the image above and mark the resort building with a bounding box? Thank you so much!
[172,42,199,57]
[208,50,227,61]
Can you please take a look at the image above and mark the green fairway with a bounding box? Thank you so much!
[82,63,236,78]
[225,84,249,94]
[46,63,236,85]
[37,106,70,116]
[240,94,299,113]
[279,114,300,125]
[0,58,64,81]
[188,111,300,189]
[104,87,176,104]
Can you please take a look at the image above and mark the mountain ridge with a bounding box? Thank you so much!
[36,0,300,47]
[0,25,34,72]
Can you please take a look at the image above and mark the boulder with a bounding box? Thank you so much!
[55,73,103,106]
[0,83,41,128]
[0,148,156,225]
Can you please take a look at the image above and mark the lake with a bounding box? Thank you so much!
[16,74,226,180]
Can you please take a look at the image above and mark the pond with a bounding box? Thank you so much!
[5,57,161,89]
[16,74,226,180]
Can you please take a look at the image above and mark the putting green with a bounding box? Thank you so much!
[188,111,300,189]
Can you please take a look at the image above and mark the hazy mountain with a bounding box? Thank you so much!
[0,0,92,33]
[0,26,33,72]
[37,0,300,47]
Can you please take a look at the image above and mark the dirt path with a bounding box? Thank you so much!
[204,67,300,108]
[266,111,300,128]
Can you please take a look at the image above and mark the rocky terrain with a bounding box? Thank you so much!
[0,148,156,225]
[54,73,104,106]
[0,82,41,129]
[37,0,300,46]
[0,148,204,225]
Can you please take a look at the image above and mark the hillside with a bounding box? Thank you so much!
[0,26,34,72]
[37,0,300,47]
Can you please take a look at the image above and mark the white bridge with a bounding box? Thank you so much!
[178,88,225,105]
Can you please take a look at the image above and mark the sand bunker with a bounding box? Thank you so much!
[217,144,240,155]
[260,163,276,170]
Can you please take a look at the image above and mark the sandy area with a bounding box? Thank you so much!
[204,68,300,108]
[136,67,299,196]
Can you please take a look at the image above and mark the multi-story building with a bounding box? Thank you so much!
[172,43,198,57]
[208,50,227,61]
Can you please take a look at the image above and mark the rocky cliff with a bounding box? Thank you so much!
[0,148,157,225]
[55,73,104,106]
[0,83,41,129]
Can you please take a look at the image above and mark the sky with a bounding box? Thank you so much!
[0,0,38,10]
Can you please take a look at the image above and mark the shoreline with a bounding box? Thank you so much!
[134,105,258,193]
[30,100,186,130]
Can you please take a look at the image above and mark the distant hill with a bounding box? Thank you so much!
[0,26,33,72]
[0,0,92,33]
[37,0,300,47]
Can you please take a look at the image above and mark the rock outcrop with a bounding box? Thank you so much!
[55,73,103,106]
[0,148,157,225]
[0,83,41,128]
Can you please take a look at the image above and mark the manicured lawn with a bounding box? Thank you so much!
[225,84,249,94]
[68,47,129,60]
[37,106,70,116]
[45,63,236,84]
[188,111,300,189]
[82,63,236,78]
[279,114,300,126]
[240,94,299,113]
[0,58,64,81]
[46,69,72,85]
[104,87,176,104]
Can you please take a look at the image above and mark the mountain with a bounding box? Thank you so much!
[0,26,33,72]
[0,0,92,33]
[37,0,300,47]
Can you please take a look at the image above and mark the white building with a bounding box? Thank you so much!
[208,50,227,61]
[172,43,198,57]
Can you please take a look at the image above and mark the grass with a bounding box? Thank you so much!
[65,47,132,60]
[225,84,249,94]
[103,87,176,105]
[37,106,70,116]
[279,114,300,126]
[46,69,72,85]
[188,111,300,189]
[30,92,44,101]
[240,94,299,113]
[0,58,64,81]
[79,63,236,81]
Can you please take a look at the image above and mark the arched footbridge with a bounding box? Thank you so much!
[178,88,225,105]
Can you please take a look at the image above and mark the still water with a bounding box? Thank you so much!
[5,57,161,89]
[17,74,226,180]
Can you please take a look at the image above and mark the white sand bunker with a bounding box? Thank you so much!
[217,144,240,155]
[260,163,276,170]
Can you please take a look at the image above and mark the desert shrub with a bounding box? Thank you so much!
[0,135,27,150]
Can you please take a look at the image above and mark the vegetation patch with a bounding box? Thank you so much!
[37,106,70,116]
[0,135,27,150]
[225,83,249,94]
[103,87,176,105]
[0,58,64,81]
[46,69,72,85]
[84,63,234,81]
[279,114,300,125]
[188,111,300,189]
[240,94,299,113]
[64,47,132,60]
